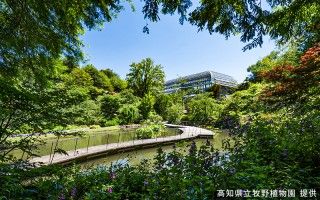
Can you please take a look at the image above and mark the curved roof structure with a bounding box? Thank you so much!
[165,70,237,88]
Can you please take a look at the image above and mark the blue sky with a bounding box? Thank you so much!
[81,2,276,83]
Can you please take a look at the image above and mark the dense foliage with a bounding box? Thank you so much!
[166,104,184,124]
[261,43,320,106]
[3,0,314,64]
[187,94,223,125]
[126,58,165,98]
[189,0,320,51]
[1,0,320,199]
[136,124,165,139]
[1,142,222,199]
[118,104,140,125]
[12,42,317,200]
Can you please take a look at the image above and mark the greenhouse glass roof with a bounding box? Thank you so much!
[165,71,237,88]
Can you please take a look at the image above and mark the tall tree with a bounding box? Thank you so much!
[101,69,127,92]
[83,65,113,92]
[0,64,88,161]
[126,58,165,97]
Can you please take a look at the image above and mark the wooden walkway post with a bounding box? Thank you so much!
[87,136,90,152]
[49,141,54,162]
[133,131,135,144]
[106,134,109,150]
[117,132,120,147]
[74,138,78,156]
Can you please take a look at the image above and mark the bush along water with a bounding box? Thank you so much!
[10,140,228,199]
[135,113,166,139]
[135,124,165,139]
[1,109,319,199]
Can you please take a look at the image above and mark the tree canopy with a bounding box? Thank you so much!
[141,0,320,50]
[261,43,320,106]
[126,58,165,98]
[189,0,320,50]
[0,0,122,78]
[1,0,319,85]
[0,0,192,78]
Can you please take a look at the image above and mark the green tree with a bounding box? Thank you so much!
[83,65,113,92]
[166,104,184,124]
[126,58,165,97]
[67,68,94,88]
[100,94,121,120]
[187,94,223,125]
[118,104,140,125]
[139,93,155,120]
[101,69,127,92]
[0,65,92,161]
[247,47,301,82]
[153,94,173,118]
[0,79,44,162]
[0,0,125,79]
[119,89,141,105]
[110,76,127,92]
[216,83,265,129]
[247,51,280,82]
[0,0,195,82]
[72,100,102,125]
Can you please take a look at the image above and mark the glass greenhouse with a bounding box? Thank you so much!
[164,71,237,94]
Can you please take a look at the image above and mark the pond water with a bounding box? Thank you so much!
[80,131,230,168]
[13,127,179,159]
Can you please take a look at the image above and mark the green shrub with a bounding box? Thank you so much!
[104,118,119,127]
[52,125,64,131]
[18,124,34,134]
[3,108,320,199]
[136,124,165,139]
[118,104,140,125]
[72,99,103,125]
[135,126,154,139]
[100,94,121,119]
[216,83,265,128]
[119,89,141,105]
[139,94,155,119]
[65,124,85,130]
[187,94,223,125]
[146,112,163,123]
[153,94,173,118]
[166,104,184,124]
[89,125,100,129]
[4,142,223,199]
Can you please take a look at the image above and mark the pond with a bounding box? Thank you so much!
[13,127,179,159]
[80,131,230,168]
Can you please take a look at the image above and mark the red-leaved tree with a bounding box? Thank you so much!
[260,43,320,105]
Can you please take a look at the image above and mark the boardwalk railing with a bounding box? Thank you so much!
[30,125,214,165]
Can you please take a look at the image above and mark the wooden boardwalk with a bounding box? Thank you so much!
[30,125,214,165]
